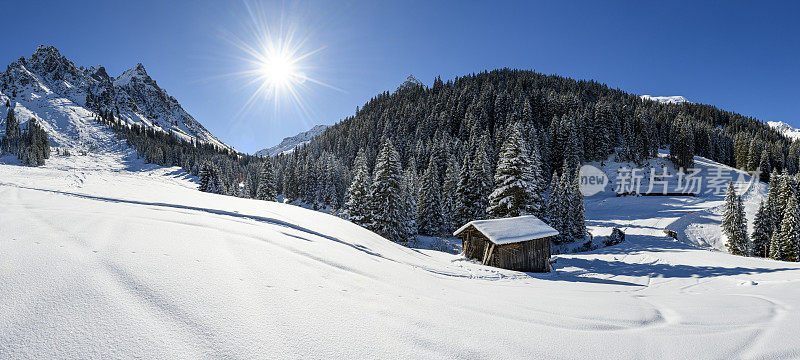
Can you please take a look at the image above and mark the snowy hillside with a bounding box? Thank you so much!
[0,45,232,152]
[767,121,800,140]
[254,124,328,157]
[640,95,690,104]
[3,128,800,359]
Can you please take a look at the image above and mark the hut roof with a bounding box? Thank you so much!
[453,215,559,245]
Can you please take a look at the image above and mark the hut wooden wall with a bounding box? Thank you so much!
[461,228,499,267]
[499,238,551,272]
[458,227,550,272]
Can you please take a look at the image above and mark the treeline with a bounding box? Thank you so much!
[90,68,799,248]
[1,102,50,166]
[268,69,792,239]
[92,109,266,199]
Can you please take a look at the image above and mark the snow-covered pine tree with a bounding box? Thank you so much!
[569,164,586,241]
[746,139,761,172]
[344,149,371,227]
[722,182,737,238]
[198,163,220,194]
[441,154,460,231]
[2,107,20,154]
[367,139,407,243]
[758,148,771,182]
[486,124,538,218]
[256,160,277,201]
[240,177,253,199]
[557,166,575,242]
[722,182,749,255]
[766,175,781,234]
[669,120,694,170]
[527,127,546,216]
[734,195,750,256]
[455,152,474,225]
[545,171,564,241]
[401,165,418,242]
[773,196,800,261]
[417,156,444,235]
[470,139,493,219]
[751,200,772,257]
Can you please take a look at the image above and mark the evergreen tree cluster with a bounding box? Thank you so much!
[748,171,800,261]
[1,107,50,166]
[270,69,792,238]
[722,182,749,256]
[545,163,586,243]
[87,68,800,248]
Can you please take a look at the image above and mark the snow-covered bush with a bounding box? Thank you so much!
[603,227,626,247]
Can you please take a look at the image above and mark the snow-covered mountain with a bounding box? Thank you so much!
[254,124,328,157]
[0,45,232,152]
[767,121,800,140]
[639,94,690,104]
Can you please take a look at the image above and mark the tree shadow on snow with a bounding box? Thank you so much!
[12,184,391,262]
[560,257,796,279]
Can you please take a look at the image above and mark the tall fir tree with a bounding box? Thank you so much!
[486,124,539,218]
[367,139,407,243]
[751,200,772,257]
[417,156,444,235]
[256,160,277,201]
[765,175,782,234]
[722,182,749,255]
[401,165,419,242]
[773,196,800,261]
[440,154,460,231]
[545,171,565,240]
[344,149,371,227]
[455,152,474,225]
[568,164,586,241]
[527,128,546,216]
[198,163,221,194]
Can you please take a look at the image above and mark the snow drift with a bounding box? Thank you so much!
[3,141,800,359]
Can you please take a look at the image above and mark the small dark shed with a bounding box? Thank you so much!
[453,215,558,273]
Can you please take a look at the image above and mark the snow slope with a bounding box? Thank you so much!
[254,124,328,157]
[640,95,690,104]
[3,145,800,358]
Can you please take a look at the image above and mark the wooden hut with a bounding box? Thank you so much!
[453,215,558,272]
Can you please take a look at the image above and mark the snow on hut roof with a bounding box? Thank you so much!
[453,215,559,245]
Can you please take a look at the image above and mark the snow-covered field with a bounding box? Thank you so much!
[3,145,800,359]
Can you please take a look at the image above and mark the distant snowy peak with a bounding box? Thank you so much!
[0,45,233,152]
[640,95,690,105]
[767,121,800,140]
[255,124,329,157]
[397,75,424,91]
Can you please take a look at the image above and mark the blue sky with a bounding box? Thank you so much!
[1,1,798,153]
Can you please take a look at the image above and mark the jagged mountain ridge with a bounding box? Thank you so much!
[254,124,328,157]
[767,121,800,140]
[0,45,232,151]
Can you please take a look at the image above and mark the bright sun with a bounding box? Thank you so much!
[258,53,296,86]
[224,3,340,118]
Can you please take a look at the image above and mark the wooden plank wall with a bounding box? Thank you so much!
[499,238,551,272]
[459,228,550,272]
